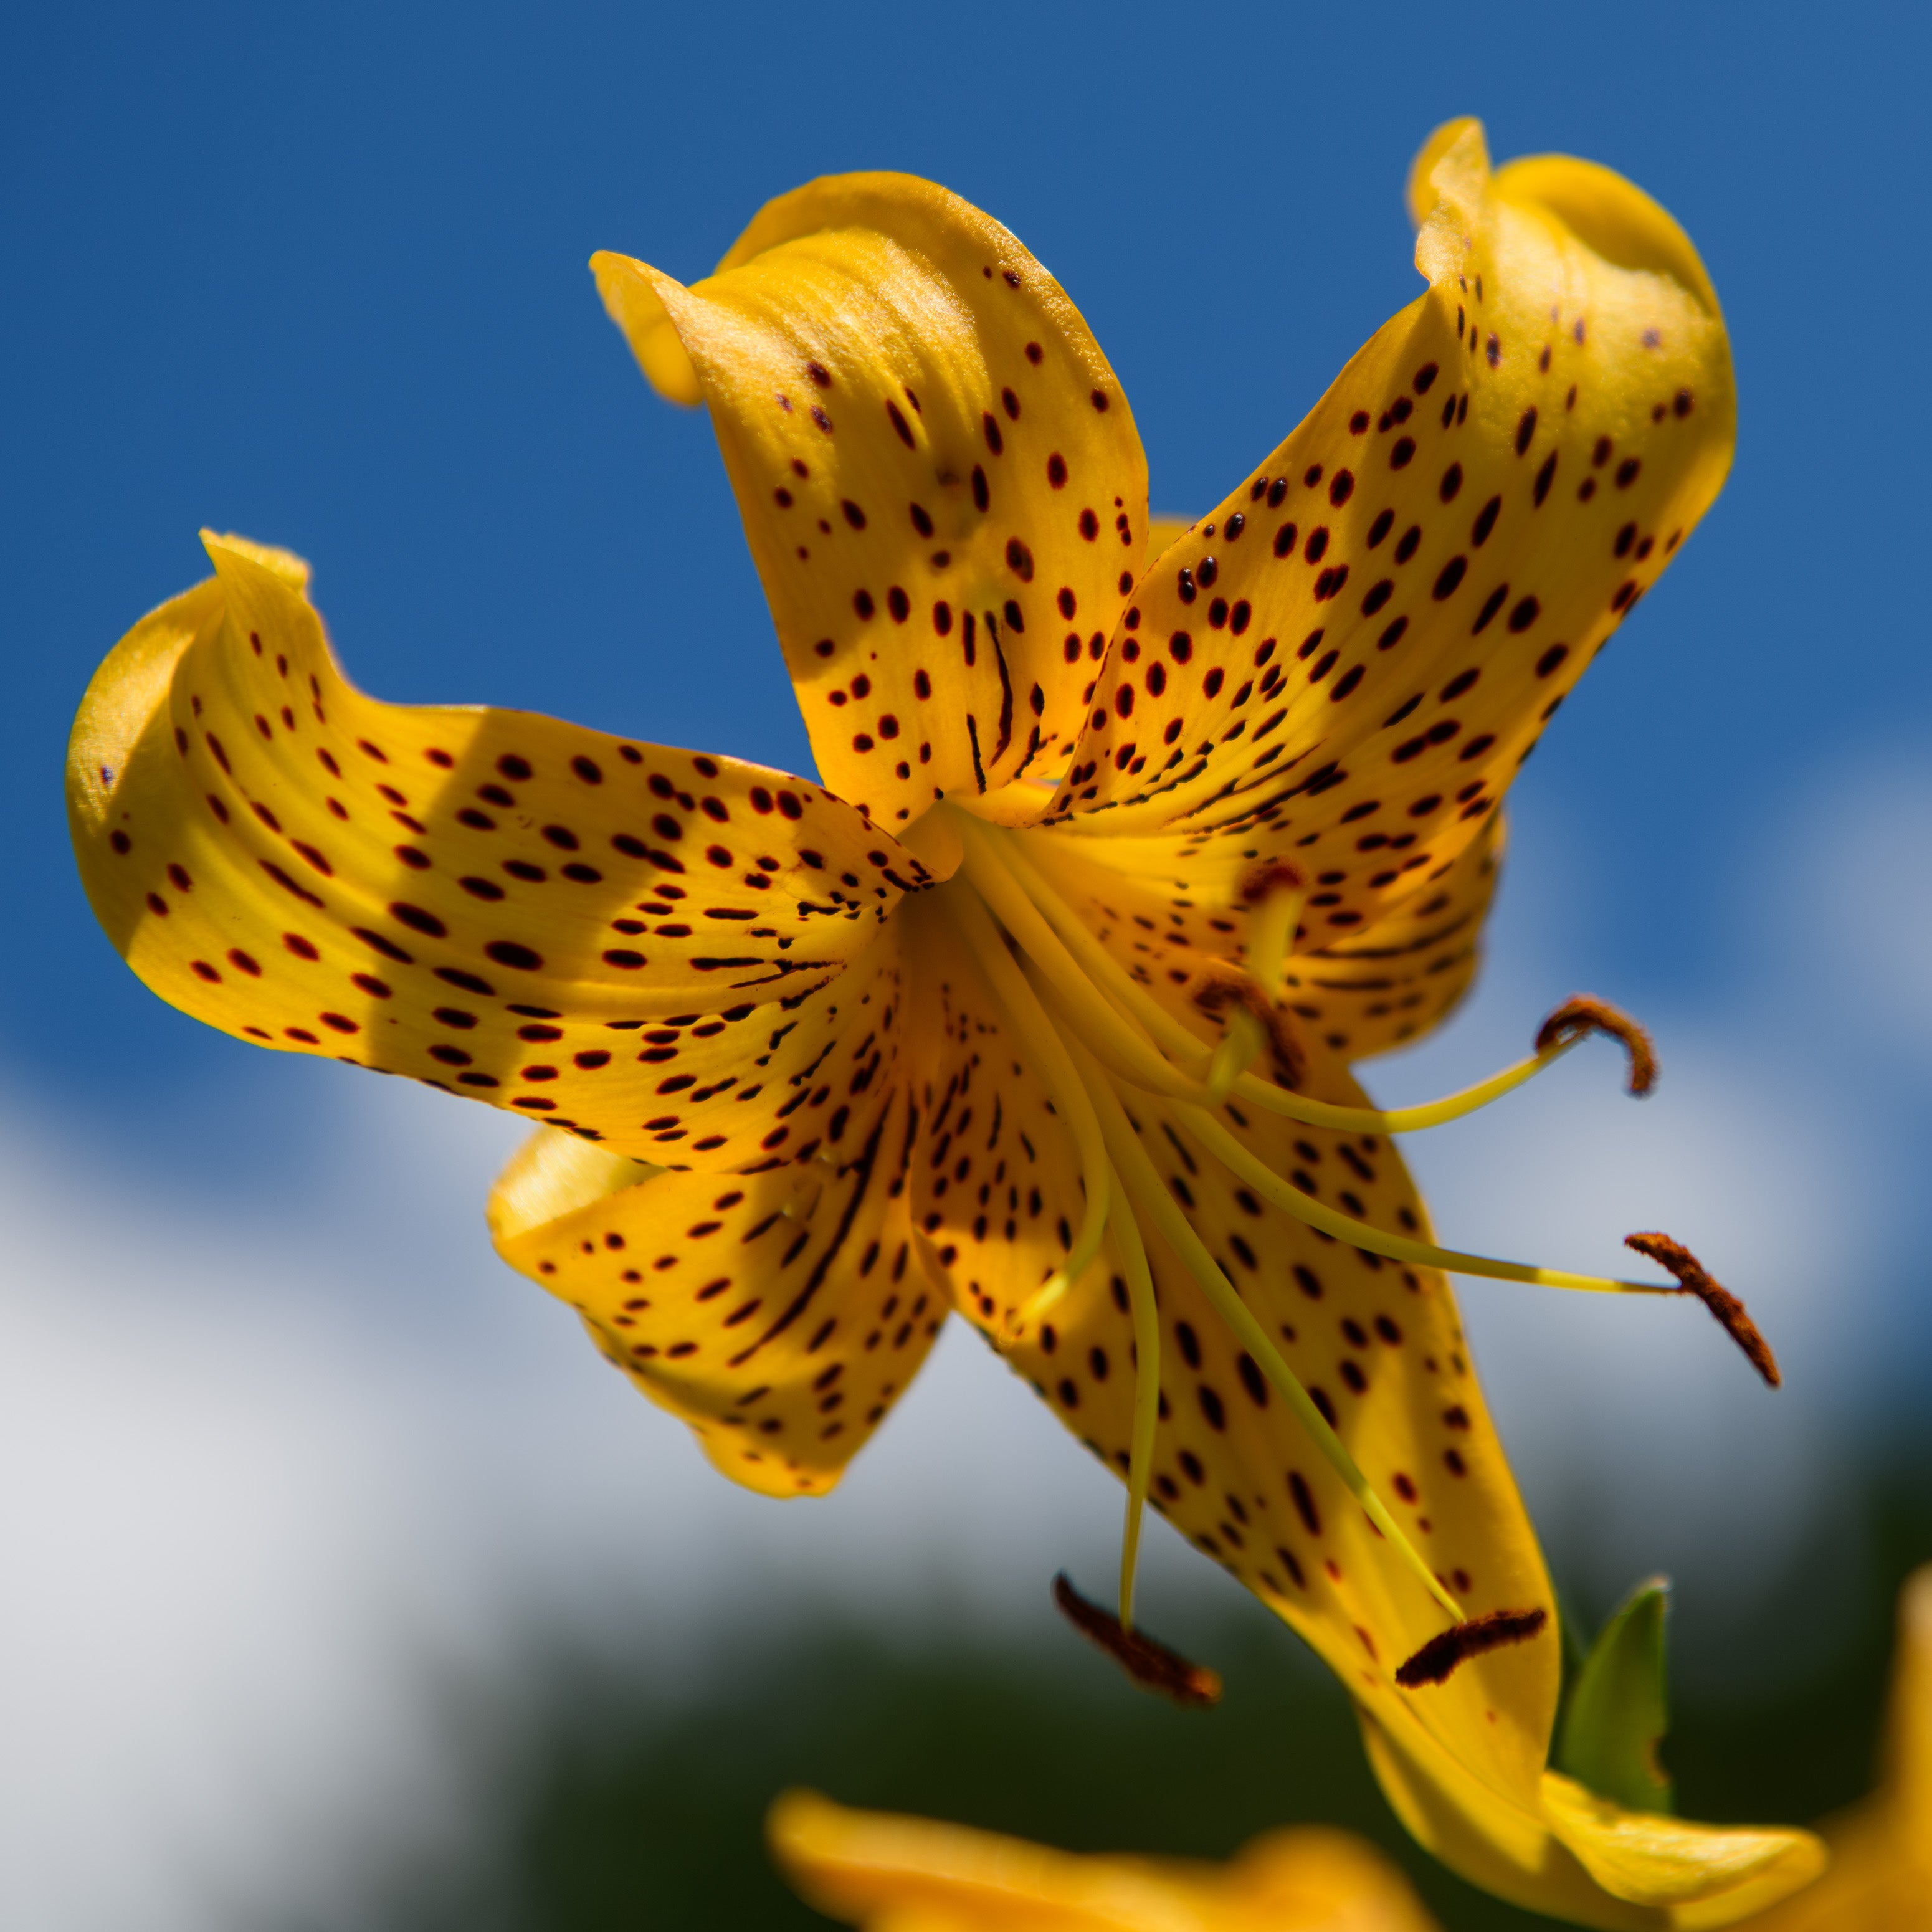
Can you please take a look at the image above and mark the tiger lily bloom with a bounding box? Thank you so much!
[768,1788,1443,1932]
[1742,1566,1932,1930]
[67,119,1820,1923]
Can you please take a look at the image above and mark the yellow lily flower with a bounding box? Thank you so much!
[67,118,1822,1923]
[1742,1566,1932,1928]
[768,1788,1442,1931]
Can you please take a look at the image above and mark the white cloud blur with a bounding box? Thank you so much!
[2,747,1926,1928]
[0,1071,1169,1932]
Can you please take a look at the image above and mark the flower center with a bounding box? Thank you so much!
[907,801,1778,1677]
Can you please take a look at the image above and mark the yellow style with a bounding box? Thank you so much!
[67,119,1819,1923]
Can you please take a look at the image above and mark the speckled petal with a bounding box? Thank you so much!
[1086,1070,1553,1815]
[1289,811,1503,1063]
[594,174,1149,831]
[488,1087,936,1497]
[68,536,922,1167]
[769,1789,1442,1930]
[900,890,1554,1809]
[1013,806,1501,1067]
[897,889,1097,1326]
[1048,120,1733,958]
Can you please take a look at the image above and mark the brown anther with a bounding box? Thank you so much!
[1624,1232,1782,1387]
[1396,1606,1548,1688]
[1534,995,1657,1095]
[1052,1573,1222,1708]
[1194,968,1306,1089]
[1239,859,1306,904]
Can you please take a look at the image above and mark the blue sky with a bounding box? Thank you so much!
[3,4,1930,1921]
[7,1,1928,1114]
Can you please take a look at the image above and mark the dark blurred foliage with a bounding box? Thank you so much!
[344,1447,1932,1932]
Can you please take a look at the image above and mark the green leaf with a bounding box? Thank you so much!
[1556,1575,1675,1814]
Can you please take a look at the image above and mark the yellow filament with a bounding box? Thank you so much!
[942,883,1111,1320]
[1177,1103,1677,1299]
[1067,1031,1464,1624]
[1106,1167,1161,1632]
[1244,884,1302,1000]
[1206,1007,1265,1102]
[978,822,1582,1136]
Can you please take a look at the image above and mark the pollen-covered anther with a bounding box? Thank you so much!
[1535,994,1658,1095]
[1052,1573,1222,1708]
[1396,1605,1548,1688]
[1624,1232,1782,1387]
[1193,967,1306,1089]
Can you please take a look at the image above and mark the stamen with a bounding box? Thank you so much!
[1625,1234,1781,1387]
[1106,1170,1161,1631]
[1053,1573,1222,1707]
[973,823,1620,1137]
[1204,1006,1266,1103]
[1067,1031,1464,1624]
[1535,996,1658,1096]
[1239,860,1305,1001]
[1396,1606,1549,1688]
[1181,1104,1781,1382]
[943,886,1110,1317]
[1181,1103,1673,1294]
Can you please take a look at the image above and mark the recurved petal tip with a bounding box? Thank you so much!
[1406,117,1485,229]
[591,250,703,406]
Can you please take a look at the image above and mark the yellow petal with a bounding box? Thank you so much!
[1144,516,1194,568]
[488,1087,933,1496]
[1743,1566,1932,1929]
[769,1789,1442,1931]
[69,538,923,1167]
[1359,1715,1824,1928]
[1890,1566,1932,1855]
[1539,1775,1825,1919]
[594,173,1150,831]
[1047,118,1733,963]
[905,878,1556,1815]
[1288,811,1503,1063]
[1021,805,1502,1066]
[897,888,1101,1322]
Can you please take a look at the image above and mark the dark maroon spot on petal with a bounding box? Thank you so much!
[485,940,543,971]
[389,903,447,938]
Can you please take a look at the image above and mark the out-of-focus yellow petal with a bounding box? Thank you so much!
[594,173,1149,830]
[1049,118,1733,959]
[1745,1566,1932,1930]
[769,1789,1442,1931]
[488,1086,932,1496]
[1359,1718,1822,1928]
[1890,1566,1932,1865]
[1538,1776,1824,1919]
[68,539,920,1168]
[1144,516,1194,566]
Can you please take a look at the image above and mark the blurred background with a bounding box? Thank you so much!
[4,3,1930,1926]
